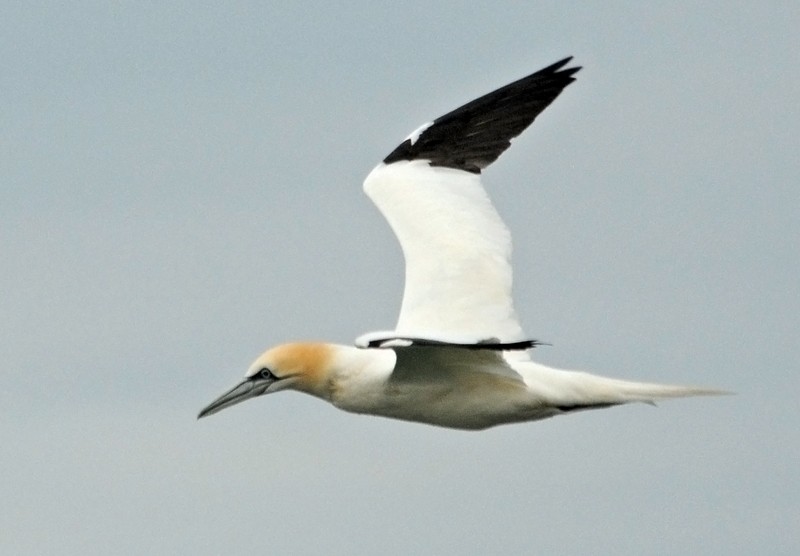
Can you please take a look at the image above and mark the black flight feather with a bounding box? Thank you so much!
[383,57,580,173]
[365,337,548,351]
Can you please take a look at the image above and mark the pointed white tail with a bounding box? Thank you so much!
[517,362,731,408]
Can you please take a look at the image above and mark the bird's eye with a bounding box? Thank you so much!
[259,368,274,380]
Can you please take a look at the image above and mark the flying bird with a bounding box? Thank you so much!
[198,57,725,430]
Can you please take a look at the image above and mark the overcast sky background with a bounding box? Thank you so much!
[3,2,799,554]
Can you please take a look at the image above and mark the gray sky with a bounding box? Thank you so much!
[3,2,799,554]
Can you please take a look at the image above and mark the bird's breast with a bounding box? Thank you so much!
[331,368,540,430]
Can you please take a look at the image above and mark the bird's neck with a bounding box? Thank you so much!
[293,343,395,404]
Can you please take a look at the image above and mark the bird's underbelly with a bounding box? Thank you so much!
[332,377,553,430]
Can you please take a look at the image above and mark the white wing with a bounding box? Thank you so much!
[364,161,522,341]
[362,58,580,345]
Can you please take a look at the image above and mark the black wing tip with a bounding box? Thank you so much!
[541,55,580,74]
[474,339,550,351]
[365,336,549,351]
[526,56,581,89]
[382,56,580,172]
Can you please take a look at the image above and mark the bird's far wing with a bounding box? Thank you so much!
[355,330,545,350]
[388,343,527,385]
[363,58,579,345]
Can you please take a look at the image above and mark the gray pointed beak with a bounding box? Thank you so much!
[198,377,272,419]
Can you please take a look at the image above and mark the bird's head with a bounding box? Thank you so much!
[197,342,334,419]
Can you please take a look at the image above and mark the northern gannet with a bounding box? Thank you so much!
[198,57,725,430]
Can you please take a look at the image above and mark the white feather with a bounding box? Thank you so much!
[363,160,526,345]
[406,121,433,145]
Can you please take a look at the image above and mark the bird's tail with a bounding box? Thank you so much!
[584,374,728,404]
[517,362,730,411]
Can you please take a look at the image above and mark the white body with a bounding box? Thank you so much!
[258,342,721,431]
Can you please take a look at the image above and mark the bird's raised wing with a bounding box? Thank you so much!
[362,57,579,345]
